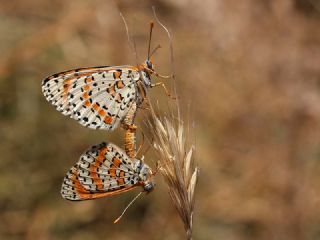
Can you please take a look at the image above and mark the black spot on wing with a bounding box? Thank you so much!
[42,78,49,86]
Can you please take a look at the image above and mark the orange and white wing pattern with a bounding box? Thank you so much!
[61,142,154,201]
[42,66,142,130]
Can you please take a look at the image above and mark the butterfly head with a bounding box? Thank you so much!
[138,60,154,87]
[143,180,155,193]
[145,59,154,71]
[140,163,155,193]
[138,162,153,180]
[133,160,155,193]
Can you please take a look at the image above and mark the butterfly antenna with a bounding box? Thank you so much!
[114,191,143,224]
[150,44,161,58]
[147,22,154,60]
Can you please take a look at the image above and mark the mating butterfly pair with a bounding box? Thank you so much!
[42,23,168,202]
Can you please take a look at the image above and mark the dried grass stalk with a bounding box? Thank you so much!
[147,105,199,240]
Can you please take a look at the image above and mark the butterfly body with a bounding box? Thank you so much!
[42,61,154,131]
[61,142,155,201]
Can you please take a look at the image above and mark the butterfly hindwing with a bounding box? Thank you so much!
[61,142,141,201]
[42,66,141,130]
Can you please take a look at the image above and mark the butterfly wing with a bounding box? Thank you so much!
[42,66,141,130]
[61,142,141,201]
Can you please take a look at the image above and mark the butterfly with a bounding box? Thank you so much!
[61,142,155,201]
[41,22,170,131]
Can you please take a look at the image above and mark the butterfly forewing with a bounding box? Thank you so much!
[61,142,141,201]
[42,66,141,130]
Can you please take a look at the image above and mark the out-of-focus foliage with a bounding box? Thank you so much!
[1,0,320,239]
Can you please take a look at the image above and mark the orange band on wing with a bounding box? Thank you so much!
[116,80,124,89]
[89,146,109,190]
[83,85,90,91]
[104,116,113,124]
[98,109,106,117]
[95,147,108,164]
[93,103,100,111]
[84,100,91,107]
[113,71,122,79]
[109,168,116,177]
[71,173,90,198]
[82,92,89,99]
[112,158,122,168]
[77,185,138,200]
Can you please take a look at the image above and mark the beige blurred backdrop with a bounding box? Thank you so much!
[1,0,320,239]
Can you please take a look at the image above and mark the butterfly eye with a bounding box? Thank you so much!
[144,182,155,193]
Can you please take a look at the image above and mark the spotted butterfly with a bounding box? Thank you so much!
[61,142,155,201]
[41,23,169,131]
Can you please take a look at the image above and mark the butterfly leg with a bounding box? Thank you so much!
[154,72,172,79]
[148,68,172,79]
[150,82,176,99]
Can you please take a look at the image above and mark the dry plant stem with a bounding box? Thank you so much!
[147,103,198,240]
[150,8,198,240]
[119,12,138,64]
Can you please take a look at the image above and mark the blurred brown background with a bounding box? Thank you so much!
[1,0,320,239]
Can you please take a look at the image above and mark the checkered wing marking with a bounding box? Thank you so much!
[61,142,140,201]
[42,66,140,130]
